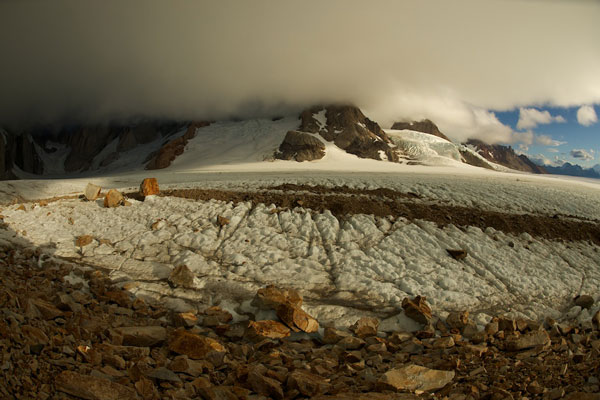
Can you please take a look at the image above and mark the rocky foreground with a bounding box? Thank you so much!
[1,236,599,400]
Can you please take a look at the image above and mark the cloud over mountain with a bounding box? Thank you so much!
[570,149,595,161]
[0,0,599,145]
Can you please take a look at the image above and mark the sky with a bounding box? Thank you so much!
[0,0,599,167]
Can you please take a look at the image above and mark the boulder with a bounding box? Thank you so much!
[103,189,125,208]
[505,330,550,351]
[84,183,102,201]
[139,178,159,196]
[402,296,432,325]
[168,330,226,359]
[252,285,303,310]
[574,294,594,309]
[55,371,138,400]
[446,311,470,331]
[350,317,379,338]
[276,130,326,162]
[246,320,291,340]
[276,303,319,333]
[378,365,454,392]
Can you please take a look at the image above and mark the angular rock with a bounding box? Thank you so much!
[505,330,550,351]
[402,296,432,325]
[378,365,454,392]
[114,326,167,347]
[168,330,226,359]
[446,311,469,331]
[498,316,518,333]
[85,183,102,201]
[337,336,366,350]
[246,320,291,340]
[446,249,467,260]
[574,294,594,309]
[103,189,125,208]
[203,306,233,326]
[146,367,181,383]
[139,178,159,197]
[168,265,195,288]
[55,370,138,400]
[322,327,352,344]
[351,317,379,338]
[173,312,199,328]
[96,343,150,360]
[276,303,319,333]
[287,370,330,397]
[75,235,94,247]
[252,285,303,310]
[248,366,284,399]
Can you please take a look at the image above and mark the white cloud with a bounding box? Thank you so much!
[516,108,566,130]
[548,148,559,153]
[576,105,598,126]
[517,144,529,153]
[570,149,595,161]
[534,134,566,147]
[0,0,599,130]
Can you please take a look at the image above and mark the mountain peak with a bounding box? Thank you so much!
[391,119,450,142]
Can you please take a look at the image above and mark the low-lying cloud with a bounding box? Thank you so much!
[0,0,599,144]
[570,149,595,161]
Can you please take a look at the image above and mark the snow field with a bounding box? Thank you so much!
[2,194,599,329]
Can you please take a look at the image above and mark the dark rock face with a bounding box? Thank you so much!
[0,130,43,178]
[298,105,398,162]
[458,148,494,170]
[391,119,451,142]
[276,131,325,162]
[145,121,210,170]
[64,126,118,172]
[466,139,547,174]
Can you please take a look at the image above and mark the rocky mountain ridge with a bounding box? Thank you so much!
[0,108,555,180]
[465,139,548,174]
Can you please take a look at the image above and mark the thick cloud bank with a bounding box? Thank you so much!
[1,0,599,142]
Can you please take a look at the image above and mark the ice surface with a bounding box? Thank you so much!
[1,117,600,327]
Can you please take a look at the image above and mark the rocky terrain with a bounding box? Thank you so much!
[1,182,600,399]
[1,235,599,399]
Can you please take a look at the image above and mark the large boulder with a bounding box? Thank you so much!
[275,131,325,162]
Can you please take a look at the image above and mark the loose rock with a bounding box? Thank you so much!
[402,296,432,325]
[140,178,160,196]
[103,189,125,208]
[378,364,455,392]
[84,183,102,201]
